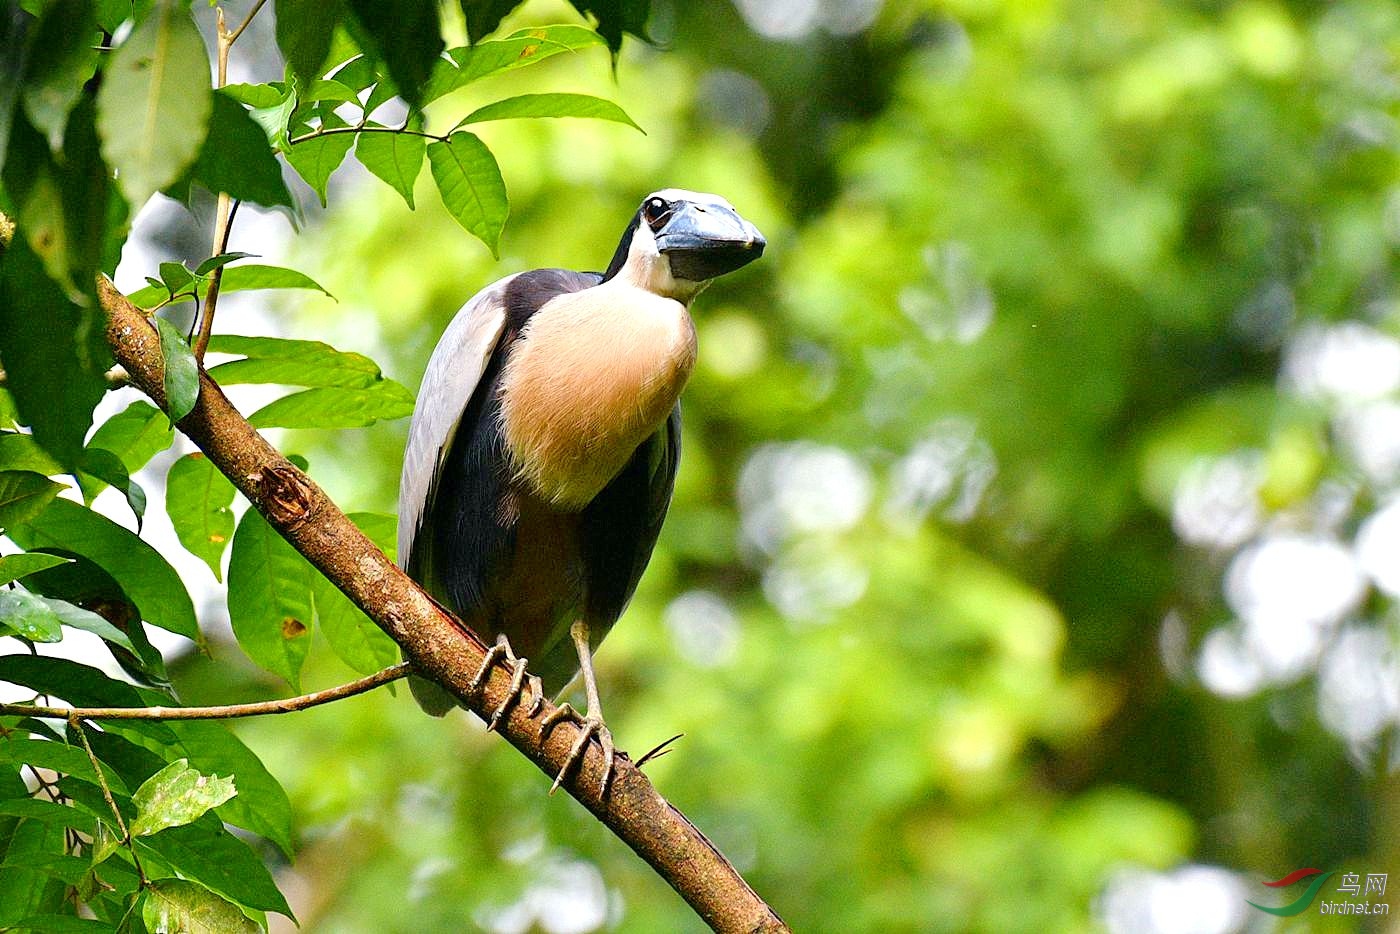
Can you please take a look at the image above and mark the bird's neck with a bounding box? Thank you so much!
[497,280,696,509]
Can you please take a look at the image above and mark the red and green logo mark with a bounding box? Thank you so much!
[1248,868,1334,916]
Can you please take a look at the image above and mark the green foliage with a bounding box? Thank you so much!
[95,1,210,208]
[128,759,237,838]
[165,453,236,580]
[427,131,509,256]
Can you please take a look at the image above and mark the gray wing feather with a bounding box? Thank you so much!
[397,274,519,569]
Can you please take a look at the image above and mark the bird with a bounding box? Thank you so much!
[397,189,765,795]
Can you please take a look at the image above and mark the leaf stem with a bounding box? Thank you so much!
[1,663,410,722]
[71,715,146,884]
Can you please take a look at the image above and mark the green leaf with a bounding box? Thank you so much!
[9,497,198,640]
[78,446,148,526]
[157,261,193,294]
[206,334,385,388]
[44,595,139,653]
[219,83,286,108]
[285,113,354,208]
[457,92,641,131]
[275,0,343,89]
[127,263,334,308]
[0,738,128,792]
[427,131,508,256]
[87,401,174,475]
[129,759,236,838]
[138,817,291,917]
[314,511,399,674]
[0,819,67,925]
[0,553,71,586]
[355,128,425,208]
[165,453,235,580]
[568,0,651,57]
[345,0,443,108]
[154,317,200,423]
[0,471,65,530]
[0,656,293,854]
[246,81,296,151]
[190,93,296,209]
[194,252,256,277]
[0,589,63,641]
[459,0,519,43]
[247,383,415,429]
[425,25,604,103]
[227,508,313,690]
[10,916,114,934]
[19,0,101,143]
[0,433,63,474]
[0,234,109,469]
[142,879,260,934]
[0,799,96,835]
[96,1,213,208]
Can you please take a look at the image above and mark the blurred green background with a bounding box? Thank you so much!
[127,0,1400,929]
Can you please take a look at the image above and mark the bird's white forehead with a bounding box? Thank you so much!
[645,188,734,210]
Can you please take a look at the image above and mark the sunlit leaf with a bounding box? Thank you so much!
[247,383,415,429]
[86,400,174,476]
[129,759,236,838]
[205,334,385,388]
[285,113,353,207]
[457,92,641,132]
[0,553,70,586]
[227,508,313,690]
[0,471,65,530]
[165,453,235,580]
[141,879,259,934]
[127,264,333,308]
[354,127,425,208]
[0,589,63,641]
[96,0,212,207]
[427,131,508,256]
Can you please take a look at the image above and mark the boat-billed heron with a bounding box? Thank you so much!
[398,189,765,794]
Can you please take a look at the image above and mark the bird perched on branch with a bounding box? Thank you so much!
[398,190,765,794]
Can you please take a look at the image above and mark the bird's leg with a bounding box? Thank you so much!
[540,620,616,797]
[469,633,544,732]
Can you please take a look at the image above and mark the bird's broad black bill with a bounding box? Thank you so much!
[656,202,766,281]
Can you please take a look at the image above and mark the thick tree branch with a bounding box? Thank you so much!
[96,278,789,933]
[0,663,410,721]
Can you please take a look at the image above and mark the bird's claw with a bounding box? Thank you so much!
[540,702,615,798]
[470,635,545,732]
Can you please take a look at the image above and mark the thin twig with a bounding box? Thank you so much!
[225,0,269,47]
[195,197,238,361]
[0,663,410,722]
[194,0,264,362]
[70,716,145,884]
[287,125,450,147]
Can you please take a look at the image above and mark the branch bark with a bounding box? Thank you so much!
[97,278,789,933]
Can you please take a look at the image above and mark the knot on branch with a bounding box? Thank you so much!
[252,463,315,526]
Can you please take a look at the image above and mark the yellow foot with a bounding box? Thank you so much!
[540,702,616,798]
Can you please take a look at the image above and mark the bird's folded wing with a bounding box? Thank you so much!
[397,273,519,568]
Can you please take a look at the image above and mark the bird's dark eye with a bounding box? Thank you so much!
[642,197,671,228]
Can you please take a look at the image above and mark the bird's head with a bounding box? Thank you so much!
[604,189,765,301]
